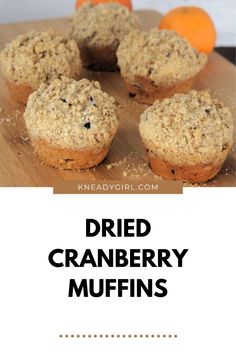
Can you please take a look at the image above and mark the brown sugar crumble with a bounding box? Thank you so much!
[139,90,234,166]
[71,3,140,50]
[0,29,82,89]
[117,29,207,87]
[70,3,140,70]
[24,77,119,151]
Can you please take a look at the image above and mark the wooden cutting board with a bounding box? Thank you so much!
[0,10,235,187]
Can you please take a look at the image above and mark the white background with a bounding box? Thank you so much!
[0,188,235,354]
[0,0,235,46]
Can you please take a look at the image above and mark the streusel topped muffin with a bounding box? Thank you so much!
[139,90,233,182]
[70,2,140,71]
[117,29,207,103]
[24,77,119,169]
[0,29,82,104]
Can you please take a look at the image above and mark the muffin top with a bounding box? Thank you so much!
[24,77,119,150]
[139,90,234,165]
[117,29,207,87]
[0,29,82,89]
[70,3,140,49]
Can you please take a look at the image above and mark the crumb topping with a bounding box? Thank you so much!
[70,3,140,49]
[117,29,207,87]
[24,77,119,150]
[105,151,162,179]
[0,30,82,89]
[139,90,234,165]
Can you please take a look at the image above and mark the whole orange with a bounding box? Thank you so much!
[159,6,216,54]
[76,0,133,11]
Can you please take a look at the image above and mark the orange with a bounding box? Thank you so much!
[76,0,132,11]
[159,6,217,54]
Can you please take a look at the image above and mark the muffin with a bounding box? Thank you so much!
[0,29,82,104]
[139,90,234,183]
[117,29,207,104]
[70,2,140,71]
[24,77,119,169]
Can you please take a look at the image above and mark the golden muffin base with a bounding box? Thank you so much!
[32,139,110,170]
[79,44,118,71]
[147,152,229,183]
[6,79,34,105]
[125,75,196,104]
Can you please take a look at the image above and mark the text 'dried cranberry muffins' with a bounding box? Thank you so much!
[139,90,234,183]
[24,77,119,169]
[0,30,82,104]
[70,2,140,71]
[117,29,207,104]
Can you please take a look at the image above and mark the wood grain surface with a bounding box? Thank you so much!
[0,10,235,187]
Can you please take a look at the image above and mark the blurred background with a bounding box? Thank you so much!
[0,0,235,62]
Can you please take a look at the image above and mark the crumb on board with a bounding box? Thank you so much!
[0,117,12,124]
[20,135,30,143]
[183,181,200,187]
[9,134,30,145]
[105,151,162,179]
[0,109,22,126]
